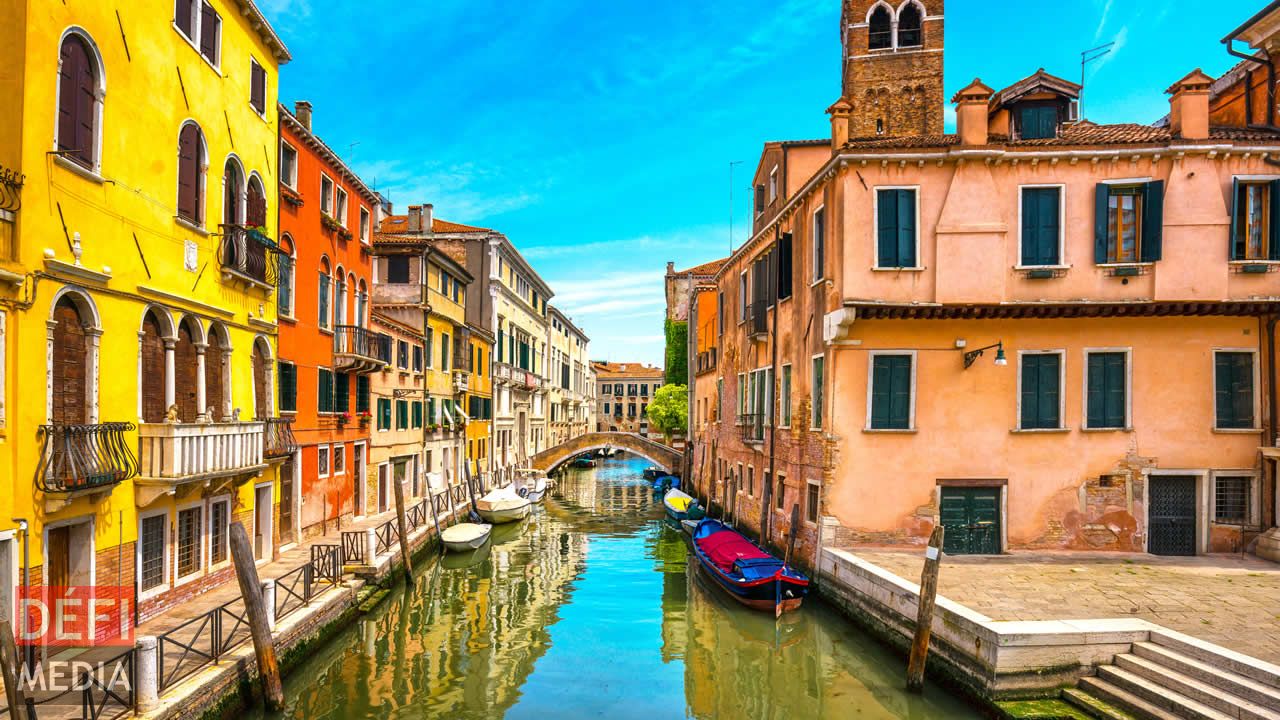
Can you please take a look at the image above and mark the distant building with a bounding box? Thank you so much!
[664,259,727,387]
[593,362,665,435]
[547,307,592,447]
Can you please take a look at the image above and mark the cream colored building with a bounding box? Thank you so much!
[546,307,593,447]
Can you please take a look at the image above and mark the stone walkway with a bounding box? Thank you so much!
[848,548,1280,664]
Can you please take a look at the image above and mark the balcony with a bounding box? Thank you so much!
[746,302,769,340]
[36,423,139,510]
[333,325,391,373]
[453,370,469,393]
[219,224,281,290]
[737,413,765,443]
[263,418,298,459]
[135,422,267,506]
[494,362,512,385]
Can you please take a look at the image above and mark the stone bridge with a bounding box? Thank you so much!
[531,432,681,474]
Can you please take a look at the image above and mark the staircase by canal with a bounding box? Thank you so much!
[1064,634,1280,720]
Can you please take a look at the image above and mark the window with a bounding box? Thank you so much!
[1214,351,1256,429]
[197,2,221,65]
[334,372,349,414]
[318,268,330,329]
[877,189,918,268]
[897,3,922,47]
[56,33,100,170]
[396,400,408,430]
[1021,187,1062,266]
[249,58,266,114]
[811,356,825,428]
[320,174,334,216]
[412,401,423,428]
[335,187,348,224]
[277,361,297,412]
[1095,182,1163,264]
[768,167,778,202]
[334,445,345,475]
[777,232,793,299]
[604,402,611,415]
[397,340,408,369]
[177,122,206,224]
[1019,353,1062,430]
[806,482,819,523]
[139,514,166,592]
[1231,179,1280,261]
[175,0,197,40]
[738,270,748,322]
[412,345,423,372]
[317,446,330,477]
[1085,352,1127,429]
[277,248,294,315]
[868,5,892,49]
[356,375,370,413]
[360,207,371,243]
[812,206,826,281]
[869,353,913,430]
[754,184,765,215]
[775,473,786,510]
[1214,476,1252,525]
[318,368,333,413]
[441,333,450,371]
[176,506,202,579]
[279,142,297,189]
[387,256,410,284]
[377,398,391,430]
[209,499,229,565]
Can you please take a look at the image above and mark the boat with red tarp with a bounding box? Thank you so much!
[690,518,809,614]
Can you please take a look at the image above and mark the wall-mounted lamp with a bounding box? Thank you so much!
[963,341,1007,369]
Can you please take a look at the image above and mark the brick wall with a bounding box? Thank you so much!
[840,0,945,139]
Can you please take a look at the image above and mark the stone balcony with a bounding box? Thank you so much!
[333,325,391,373]
[452,370,469,393]
[135,421,268,506]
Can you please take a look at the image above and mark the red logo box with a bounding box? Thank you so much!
[17,586,133,647]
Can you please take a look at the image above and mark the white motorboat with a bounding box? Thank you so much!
[475,486,533,524]
[514,469,550,503]
[440,522,492,552]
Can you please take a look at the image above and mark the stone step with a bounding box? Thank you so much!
[1115,653,1280,720]
[1097,665,1235,720]
[1063,687,1146,720]
[1150,632,1280,691]
[1077,677,1183,720]
[1133,642,1280,712]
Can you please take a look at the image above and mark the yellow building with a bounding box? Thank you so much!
[464,326,494,473]
[546,306,592,447]
[0,0,291,622]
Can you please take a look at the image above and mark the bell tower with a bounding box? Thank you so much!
[834,0,945,141]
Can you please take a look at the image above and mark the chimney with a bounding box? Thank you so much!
[294,100,312,131]
[424,203,434,232]
[407,205,422,232]
[952,79,994,146]
[1166,69,1214,141]
[827,99,852,149]
[666,261,675,274]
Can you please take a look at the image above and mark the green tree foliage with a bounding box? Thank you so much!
[664,318,688,386]
[646,384,688,440]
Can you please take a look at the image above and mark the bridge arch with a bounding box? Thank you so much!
[531,432,681,475]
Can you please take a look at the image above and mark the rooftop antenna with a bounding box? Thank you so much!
[729,160,744,254]
[1079,41,1115,120]
[347,141,361,164]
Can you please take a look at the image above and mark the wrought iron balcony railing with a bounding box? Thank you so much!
[263,418,298,458]
[333,325,391,372]
[219,224,281,288]
[36,423,139,493]
[737,413,765,443]
[746,302,769,339]
[452,370,470,393]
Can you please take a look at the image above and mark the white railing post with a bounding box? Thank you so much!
[365,528,377,562]
[135,635,159,712]
[262,579,277,630]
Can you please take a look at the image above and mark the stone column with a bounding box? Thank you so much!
[163,338,176,413]
[365,528,377,563]
[195,342,208,422]
[135,636,159,712]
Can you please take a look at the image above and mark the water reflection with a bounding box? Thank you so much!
[250,455,978,719]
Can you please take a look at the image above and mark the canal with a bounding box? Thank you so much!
[250,455,980,719]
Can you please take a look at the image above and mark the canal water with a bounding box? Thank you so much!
[251,455,979,719]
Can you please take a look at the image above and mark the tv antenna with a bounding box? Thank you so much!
[729,160,744,254]
[1080,42,1115,120]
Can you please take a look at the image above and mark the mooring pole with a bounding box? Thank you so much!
[228,522,284,711]
[0,620,29,720]
[392,468,415,586]
[906,524,945,693]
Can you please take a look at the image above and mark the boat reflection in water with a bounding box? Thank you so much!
[248,454,978,719]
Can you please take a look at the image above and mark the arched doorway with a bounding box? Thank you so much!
[140,310,168,423]
[174,319,199,423]
[205,324,228,422]
[51,297,88,424]
[252,340,271,420]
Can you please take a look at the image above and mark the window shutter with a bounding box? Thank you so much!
[177,124,201,222]
[889,357,911,429]
[51,300,89,425]
[897,190,917,267]
[335,373,349,413]
[57,39,78,157]
[1039,189,1060,265]
[1140,180,1164,262]
[175,0,195,36]
[199,3,218,62]
[141,315,168,423]
[1086,354,1103,429]
[755,185,765,213]
[1021,190,1039,266]
[1104,354,1125,427]
[1039,356,1059,428]
[250,62,265,114]
[1270,180,1280,261]
[1229,178,1242,261]
[278,363,296,413]
[877,190,897,266]
[1094,184,1109,264]
[777,233,793,299]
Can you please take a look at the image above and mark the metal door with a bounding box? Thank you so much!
[1149,476,1196,556]
[939,487,1001,555]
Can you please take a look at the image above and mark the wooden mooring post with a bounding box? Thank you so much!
[228,522,284,711]
[392,469,415,586]
[0,619,29,720]
[906,524,944,692]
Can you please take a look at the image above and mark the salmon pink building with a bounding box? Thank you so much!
[278,101,388,541]
[692,0,1280,564]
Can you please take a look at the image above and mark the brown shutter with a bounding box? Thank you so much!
[74,40,96,168]
[140,313,168,423]
[199,3,218,62]
[177,124,200,222]
[250,62,265,114]
[247,181,265,227]
[253,345,270,419]
[205,342,224,422]
[51,299,88,425]
[174,0,195,37]
[174,323,199,423]
[57,40,77,155]
[58,37,94,167]
[223,163,239,226]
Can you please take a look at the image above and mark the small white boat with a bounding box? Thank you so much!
[440,522,492,552]
[515,469,550,503]
[476,486,533,524]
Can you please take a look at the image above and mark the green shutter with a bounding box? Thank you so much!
[1215,354,1234,428]
[1021,190,1039,266]
[1216,353,1254,429]
[412,401,422,428]
[1140,180,1163,262]
[428,397,436,424]
[877,190,897,266]
[1229,178,1242,261]
[378,398,391,430]
[1022,188,1060,266]
[870,355,911,429]
[1094,184,1109,264]
[1039,355,1060,428]
[356,375,370,413]
[1087,353,1126,428]
[1270,180,1280,260]
[870,358,891,428]
[277,363,296,413]
[897,190,917,267]
[1021,355,1060,429]
[318,370,333,414]
[1086,354,1104,428]
[335,373,349,413]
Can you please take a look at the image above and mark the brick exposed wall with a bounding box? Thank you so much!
[840,0,945,139]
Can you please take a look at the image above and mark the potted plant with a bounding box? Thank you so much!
[357,410,372,427]
[336,411,352,426]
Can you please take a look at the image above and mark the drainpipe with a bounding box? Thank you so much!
[1266,314,1278,529]
[763,227,781,547]
[1222,31,1280,141]
[11,519,30,671]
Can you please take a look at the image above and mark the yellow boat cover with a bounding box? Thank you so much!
[668,495,692,512]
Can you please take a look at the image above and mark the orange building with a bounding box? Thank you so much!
[277,101,387,540]
[691,1,1280,564]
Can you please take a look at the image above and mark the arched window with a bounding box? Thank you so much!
[57,32,102,170]
[205,323,228,422]
[252,338,271,420]
[222,158,243,227]
[318,257,331,330]
[174,318,200,423]
[140,309,169,423]
[868,5,892,50]
[246,174,266,227]
[897,3,923,47]
[177,122,206,225]
[334,266,347,327]
[277,235,295,317]
[355,279,368,328]
[51,297,89,424]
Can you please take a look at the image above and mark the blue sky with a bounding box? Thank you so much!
[259,0,1263,367]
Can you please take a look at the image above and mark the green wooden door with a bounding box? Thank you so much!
[940,487,1001,555]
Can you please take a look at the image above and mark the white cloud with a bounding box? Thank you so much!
[354,158,546,223]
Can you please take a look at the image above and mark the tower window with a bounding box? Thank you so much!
[897,4,922,47]
[868,6,892,50]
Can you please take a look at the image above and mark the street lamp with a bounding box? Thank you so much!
[962,341,1007,369]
